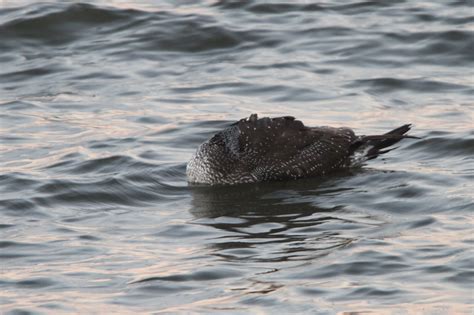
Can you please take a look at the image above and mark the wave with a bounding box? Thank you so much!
[0,3,262,54]
[1,1,472,68]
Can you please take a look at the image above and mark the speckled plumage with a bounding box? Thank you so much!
[187,114,413,185]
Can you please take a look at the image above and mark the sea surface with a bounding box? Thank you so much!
[0,1,473,314]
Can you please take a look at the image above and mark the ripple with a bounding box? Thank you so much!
[350,77,471,94]
[0,173,40,194]
[33,177,166,207]
[15,278,56,289]
[342,286,404,299]
[65,155,136,174]
[133,267,242,283]
[0,100,38,110]
[405,132,474,158]
[0,64,69,83]
[0,198,41,216]
[0,3,135,47]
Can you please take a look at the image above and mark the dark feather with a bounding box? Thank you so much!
[350,124,417,159]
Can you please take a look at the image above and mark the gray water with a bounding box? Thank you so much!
[1,1,473,314]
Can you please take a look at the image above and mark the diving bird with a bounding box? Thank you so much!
[187,114,416,185]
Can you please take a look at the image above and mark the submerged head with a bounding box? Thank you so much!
[186,126,256,185]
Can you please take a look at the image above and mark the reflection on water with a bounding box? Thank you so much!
[189,178,358,263]
[1,0,473,314]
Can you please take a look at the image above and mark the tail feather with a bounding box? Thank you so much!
[350,124,418,160]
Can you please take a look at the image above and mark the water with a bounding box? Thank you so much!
[0,1,473,313]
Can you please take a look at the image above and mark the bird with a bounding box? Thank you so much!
[186,114,416,185]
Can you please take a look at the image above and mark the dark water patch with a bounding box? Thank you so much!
[147,125,181,136]
[384,30,473,44]
[450,0,471,6]
[33,177,167,207]
[423,265,455,275]
[412,13,438,23]
[113,165,188,194]
[15,278,56,289]
[387,184,430,199]
[151,164,187,184]
[86,141,119,150]
[0,64,68,83]
[0,3,275,60]
[0,198,43,217]
[441,15,474,25]
[0,113,35,126]
[136,68,186,78]
[224,83,331,102]
[0,3,137,47]
[292,249,412,281]
[189,176,351,219]
[0,241,41,249]
[44,159,76,171]
[453,256,474,271]
[326,40,382,58]
[405,133,474,159]
[137,150,161,160]
[70,71,126,81]
[242,61,315,71]
[339,176,463,214]
[239,295,280,307]
[350,77,471,94]
[328,1,398,14]
[341,286,404,299]
[402,245,464,261]
[137,283,195,294]
[147,121,231,148]
[317,28,474,67]
[405,216,437,229]
[105,11,267,55]
[298,26,355,38]
[61,213,110,223]
[5,309,39,315]
[344,260,409,276]
[55,155,156,175]
[0,253,34,259]
[78,234,101,241]
[445,271,474,285]
[53,227,77,234]
[0,100,38,110]
[0,173,40,194]
[245,3,325,14]
[299,287,328,296]
[155,223,210,238]
[141,23,242,53]
[133,267,242,284]
[135,115,168,124]
[187,119,233,131]
[430,30,473,42]
[381,30,474,65]
[170,82,250,94]
[214,1,326,13]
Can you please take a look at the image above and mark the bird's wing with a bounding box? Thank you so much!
[233,114,357,180]
[235,115,315,160]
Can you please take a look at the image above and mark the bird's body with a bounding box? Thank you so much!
[187,114,414,185]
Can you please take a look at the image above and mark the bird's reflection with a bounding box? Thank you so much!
[188,174,365,263]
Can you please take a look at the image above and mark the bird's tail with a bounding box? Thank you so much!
[350,124,418,161]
